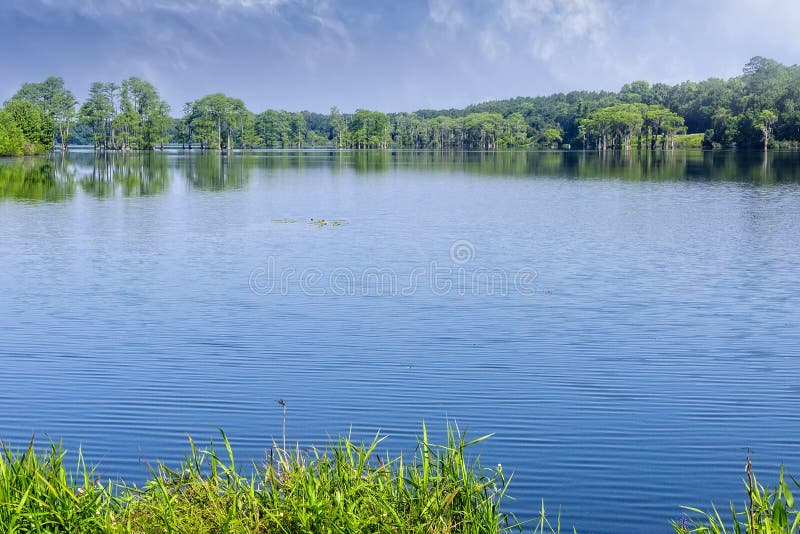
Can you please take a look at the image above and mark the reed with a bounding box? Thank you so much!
[1,423,539,533]
[673,455,800,534]
[13,422,796,533]
[0,438,114,532]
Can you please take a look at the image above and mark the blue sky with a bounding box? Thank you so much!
[1,0,799,114]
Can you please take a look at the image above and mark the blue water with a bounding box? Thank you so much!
[1,150,799,532]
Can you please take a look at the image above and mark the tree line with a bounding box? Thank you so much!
[1,76,171,156]
[2,56,798,156]
[446,56,795,151]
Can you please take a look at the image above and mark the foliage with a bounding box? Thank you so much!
[0,100,53,157]
[75,77,171,151]
[79,82,117,149]
[2,100,52,153]
[10,76,77,150]
[185,93,253,150]
[4,56,800,154]
[392,111,530,150]
[674,459,800,534]
[672,133,705,149]
[758,109,779,150]
[0,424,527,533]
[404,57,800,149]
[9,421,798,533]
[0,439,114,532]
[0,110,26,157]
[116,78,171,150]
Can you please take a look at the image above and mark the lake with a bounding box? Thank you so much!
[1,149,799,532]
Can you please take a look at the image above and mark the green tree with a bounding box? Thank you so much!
[289,113,306,148]
[113,96,141,150]
[0,109,26,156]
[710,107,738,146]
[329,107,347,148]
[538,127,562,148]
[758,109,778,150]
[79,82,117,149]
[239,112,259,149]
[120,77,171,149]
[186,94,250,150]
[580,104,682,151]
[11,76,77,150]
[255,110,289,148]
[3,100,51,153]
[349,110,391,149]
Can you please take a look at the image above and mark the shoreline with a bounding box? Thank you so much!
[2,425,797,533]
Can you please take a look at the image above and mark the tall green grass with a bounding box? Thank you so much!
[0,438,114,532]
[674,456,800,534]
[6,424,794,533]
[2,423,549,533]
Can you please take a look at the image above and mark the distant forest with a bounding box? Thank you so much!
[1,57,799,157]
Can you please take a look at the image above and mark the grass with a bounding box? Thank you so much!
[1,423,548,533]
[672,133,706,148]
[674,455,800,534]
[3,425,796,533]
[0,438,115,532]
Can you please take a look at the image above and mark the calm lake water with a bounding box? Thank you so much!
[1,149,799,532]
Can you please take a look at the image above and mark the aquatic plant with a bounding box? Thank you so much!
[0,439,114,532]
[1,424,524,533]
[673,456,800,534]
[5,426,794,533]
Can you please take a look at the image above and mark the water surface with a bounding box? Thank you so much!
[1,150,799,533]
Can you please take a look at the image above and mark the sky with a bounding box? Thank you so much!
[1,0,799,114]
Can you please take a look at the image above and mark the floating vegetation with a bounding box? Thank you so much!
[308,218,349,227]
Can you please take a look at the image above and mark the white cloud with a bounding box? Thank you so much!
[428,0,466,30]
[479,29,508,61]
[498,0,612,60]
[10,0,296,18]
[216,0,290,10]
[425,0,614,63]
[5,0,800,112]
[7,0,351,67]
